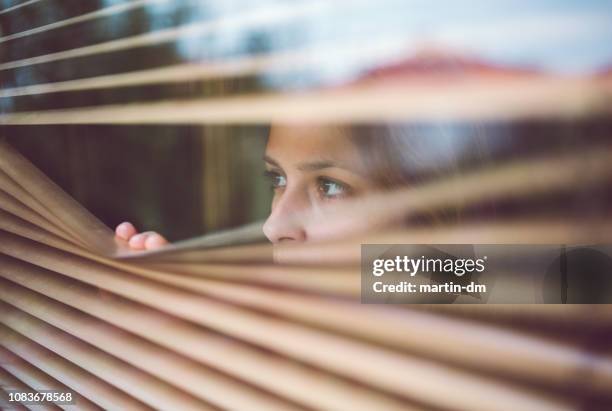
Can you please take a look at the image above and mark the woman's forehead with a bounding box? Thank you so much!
[266,125,360,161]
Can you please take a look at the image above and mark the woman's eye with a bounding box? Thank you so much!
[317,178,349,199]
[264,170,286,189]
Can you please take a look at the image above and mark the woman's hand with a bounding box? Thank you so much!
[115,222,168,250]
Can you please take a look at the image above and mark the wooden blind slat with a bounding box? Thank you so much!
[2,78,610,125]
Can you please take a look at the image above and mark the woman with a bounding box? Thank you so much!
[116,123,474,249]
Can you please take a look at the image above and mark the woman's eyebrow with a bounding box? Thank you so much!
[265,156,355,173]
[263,155,281,168]
[297,160,340,171]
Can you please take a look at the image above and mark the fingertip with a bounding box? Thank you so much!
[145,233,168,250]
[116,222,137,240]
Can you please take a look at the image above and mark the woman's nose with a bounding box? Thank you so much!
[263,189,308,243]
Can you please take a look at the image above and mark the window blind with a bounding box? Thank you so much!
[1,1,612,410]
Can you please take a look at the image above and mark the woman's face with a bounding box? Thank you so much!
[262,125,379,243]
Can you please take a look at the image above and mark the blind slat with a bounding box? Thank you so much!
[2,79,610,125]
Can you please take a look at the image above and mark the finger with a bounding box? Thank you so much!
[144,233,168,250]
[115,222,137,241]
[128,232,148,250]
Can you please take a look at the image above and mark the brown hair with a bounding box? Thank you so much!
[347,123,492,226]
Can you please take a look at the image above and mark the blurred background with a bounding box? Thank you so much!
[5,126,271,241]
